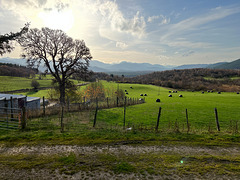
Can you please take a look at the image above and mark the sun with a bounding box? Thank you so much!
[38,9,74,32]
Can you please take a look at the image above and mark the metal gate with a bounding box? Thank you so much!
[0,107,22,130]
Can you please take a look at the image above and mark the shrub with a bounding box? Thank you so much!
[84,81,105,101]
[31,79,40,90]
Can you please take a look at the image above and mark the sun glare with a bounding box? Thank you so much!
[38,10,74,32]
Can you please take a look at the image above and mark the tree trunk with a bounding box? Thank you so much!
[59,81,66,105]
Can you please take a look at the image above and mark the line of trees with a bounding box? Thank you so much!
[0,63,37,77]
[124,68,240,92]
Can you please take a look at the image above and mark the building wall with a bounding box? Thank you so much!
[26,99,40,109]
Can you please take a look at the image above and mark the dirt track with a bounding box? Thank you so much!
[0,144,240,180]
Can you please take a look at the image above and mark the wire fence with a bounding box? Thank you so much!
[25,103,239,135]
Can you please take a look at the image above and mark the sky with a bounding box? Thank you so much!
[0,0,240,65]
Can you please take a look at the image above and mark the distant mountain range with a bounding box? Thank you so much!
[0,57,239,77]
[89,60,171,72]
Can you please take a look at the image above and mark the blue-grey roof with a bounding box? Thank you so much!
[0,93,26,100]
[27,96,40,102]
[0,93,40,102]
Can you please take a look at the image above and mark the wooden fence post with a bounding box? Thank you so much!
[10,96,13,120]
[60,105,64,133]
[107,97,109,108]
[117,97,119,107]
[214,108,220,131]
[123,97,127,129]
[156,107,162,132]
[43,96,45,116]
[93,102,98,128]
[21,107,26,130]
[186,108,190,133]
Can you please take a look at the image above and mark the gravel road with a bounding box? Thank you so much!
[0,144,239,180]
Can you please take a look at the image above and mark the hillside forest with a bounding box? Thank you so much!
[0,63,37,77]
[125,68,240,92]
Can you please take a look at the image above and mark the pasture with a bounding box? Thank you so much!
[96,81,240,132]
[0,75,82,95]
[1,76,239,133]
[0,75,52,92]
[19,81,240,134]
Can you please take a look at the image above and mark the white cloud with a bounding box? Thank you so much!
[166,40,214,49]
[148,15,170,25]
[147,15,159,22]
[0,0,47,9]
[116,42,128,49]
[182,50,195,57]
[87,0,146,38]
[161,6,240,41]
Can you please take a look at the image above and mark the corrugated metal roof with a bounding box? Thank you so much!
[0,94,40,102]
[0,93,26,100]
[27,96,40,102]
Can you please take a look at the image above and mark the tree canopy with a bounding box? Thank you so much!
[18,27,92,103]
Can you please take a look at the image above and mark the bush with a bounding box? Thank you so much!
[31,79,40,90]
[84,81,105,101]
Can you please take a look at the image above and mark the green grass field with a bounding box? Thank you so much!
[0,75,83,95]
[1,77,239,132]
[0,80,239,144]
[0,76,53,92]
[96,81,240,132]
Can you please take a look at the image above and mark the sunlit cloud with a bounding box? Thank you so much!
[38,9,74,31]
[86,0,146,38]
[116,42,128,49]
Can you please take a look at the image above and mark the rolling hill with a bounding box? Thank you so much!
[210,59,240,69]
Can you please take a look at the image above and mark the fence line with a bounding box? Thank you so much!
[27,96,144,119]
[3,96,238,135]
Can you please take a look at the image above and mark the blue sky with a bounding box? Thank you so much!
[0,0,240,65]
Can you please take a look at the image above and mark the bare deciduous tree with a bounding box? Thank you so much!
[18,27,92,104]
[0,24,29,56]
